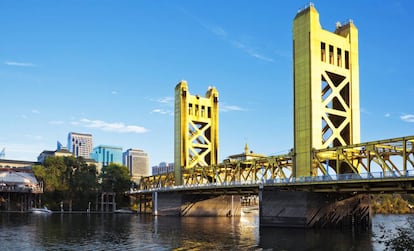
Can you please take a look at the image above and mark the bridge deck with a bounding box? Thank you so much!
[133,135,414,194]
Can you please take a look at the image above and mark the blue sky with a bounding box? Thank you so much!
[1,1,413,167]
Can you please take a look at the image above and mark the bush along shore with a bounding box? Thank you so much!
[371,194,414,214]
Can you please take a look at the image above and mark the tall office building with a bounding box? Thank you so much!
[152,162,174,175]
[91,145,123,167]
[123,149,149,182]
[67,132,93,159]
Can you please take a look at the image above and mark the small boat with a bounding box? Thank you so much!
[114,208,134,214]
[242,206,259,214]
[29,207,52,214]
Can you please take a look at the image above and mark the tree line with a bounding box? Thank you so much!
[371,194,414,214]
[32,156,132,211]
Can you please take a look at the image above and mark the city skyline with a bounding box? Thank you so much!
[1,1,414,167]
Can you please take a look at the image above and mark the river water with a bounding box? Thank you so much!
[0,212,411,250]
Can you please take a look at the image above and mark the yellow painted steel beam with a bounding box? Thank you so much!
[174,81,219,185]
[138,135,414,190]
[293,5,360,177]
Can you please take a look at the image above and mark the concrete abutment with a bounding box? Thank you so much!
[259,188,371,229]
[152,192,241,217]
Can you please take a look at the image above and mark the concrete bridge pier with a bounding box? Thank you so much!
[152,192,241,217]
[259,188,371,229]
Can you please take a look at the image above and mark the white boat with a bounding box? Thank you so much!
[29,207,52,214]
[242,206,259,214]
[114,208,134,214]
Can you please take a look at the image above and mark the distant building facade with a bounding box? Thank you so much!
[152,162,174,175]
[91,145,123,167]
[226,144,266,162]
[37,148,73,163]
[123,148,149,182]
[67,132,93,159]
[0,159,39,169]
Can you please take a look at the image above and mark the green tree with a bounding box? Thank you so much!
[63,156,99,210]
[99,163,131,193]
[42,156,69,192]
[32,156,99,210]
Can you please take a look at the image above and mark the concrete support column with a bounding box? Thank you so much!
[260,189,371,229]
[151,192,242,216]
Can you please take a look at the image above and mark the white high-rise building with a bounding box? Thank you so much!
[67,132,93,159]
[152,162,174,175]
[123,148,149,182]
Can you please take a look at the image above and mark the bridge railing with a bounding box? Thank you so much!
[313,135,414,176]
[135,135,414,192]
[266,170,414,184]
[131,170,414,194]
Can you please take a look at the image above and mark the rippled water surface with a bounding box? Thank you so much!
[0,213,412,250]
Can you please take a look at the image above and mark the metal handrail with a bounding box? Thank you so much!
[131,170,414,194]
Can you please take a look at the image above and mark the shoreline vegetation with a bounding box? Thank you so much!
[30,156,131,212]
[371,194,414,214]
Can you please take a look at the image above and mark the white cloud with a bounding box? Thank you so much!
[401,114,414,123]
[385,113,391,117]
[32,109,40,114]
[178,6,281,63]
[231,40,274,62]
[150,97,174,115]
[187,12,274,63]
[152,109,173,115]
[5,61,36,67]
[220,105,246,112]
[78,118,148,133]
[210,25,227,37]
[157,97,174,104]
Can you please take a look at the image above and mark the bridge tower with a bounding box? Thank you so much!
[174,81,219,185]
[293,3,360,177]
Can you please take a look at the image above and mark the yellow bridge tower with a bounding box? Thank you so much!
[174,81,219,185]
[293,4,360,177]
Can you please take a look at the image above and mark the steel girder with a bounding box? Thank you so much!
[138,154,293,190]
[138,136,414,190]
[313,135,414,177]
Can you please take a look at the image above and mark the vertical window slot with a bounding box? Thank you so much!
[321,42,326,62]
[329,45,334,64]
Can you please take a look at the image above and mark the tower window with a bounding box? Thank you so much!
[337,48,342,67]
[201,106,205,117]
[321,42,326,62]
[345,51,350,69]
[189,104,193,115]
[329,45,334,64]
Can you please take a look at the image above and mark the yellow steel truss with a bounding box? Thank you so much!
[313,136,414,177]
[138,136,414,190]
[293,5,360,177]
[174,81,219,185]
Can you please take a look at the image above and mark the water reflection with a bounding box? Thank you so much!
[153,215,259,250]
[0,213,413,250]
[259,226,373,251]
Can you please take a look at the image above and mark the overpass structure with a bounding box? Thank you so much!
[138,135,414,192]
[130,4,413,228]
